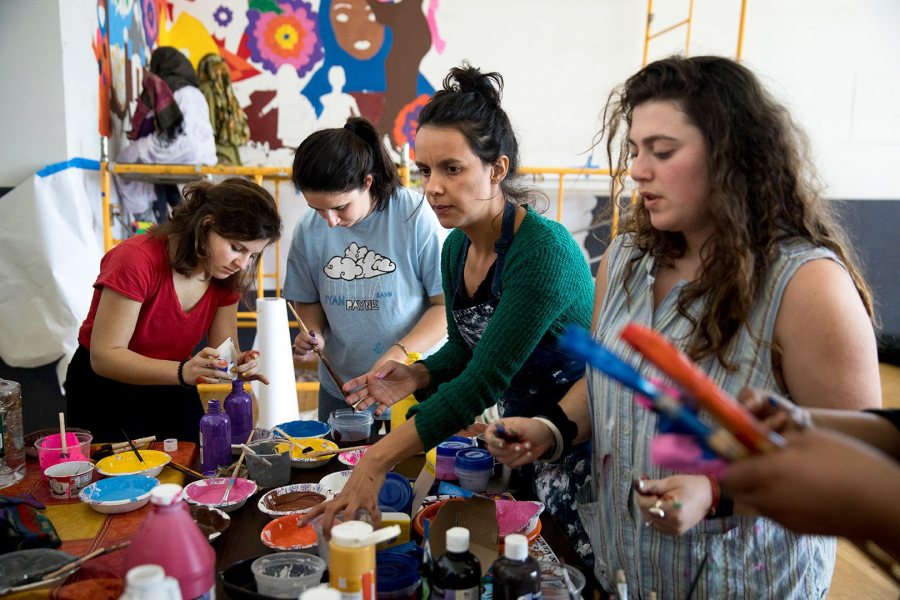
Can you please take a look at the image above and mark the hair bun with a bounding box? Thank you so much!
[444,62,503,107]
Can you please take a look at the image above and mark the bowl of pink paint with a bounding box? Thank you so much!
[183,477,257,513]
[34,432,92,478]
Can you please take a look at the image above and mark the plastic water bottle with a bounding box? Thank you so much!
[432,527,481,600]
[199,399,231,475]
[223,380,253,445]
[123,484,215,599]
[0,379,25,488]
[491,534,541,600]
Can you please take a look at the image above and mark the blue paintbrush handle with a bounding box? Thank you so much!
[559,326,659,398]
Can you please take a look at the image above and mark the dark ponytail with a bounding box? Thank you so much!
[418,62,537,206]
[292,117,400,211]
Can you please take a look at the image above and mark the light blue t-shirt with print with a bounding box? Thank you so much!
[283,187,445,399]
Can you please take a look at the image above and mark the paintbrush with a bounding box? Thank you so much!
[558,326,749,461]
[299,444,369,459]
[619,322,785,455]
[222,429,255,503]
[0,540,134,592]
[167,461,207,480]
[92,436,156,460]
[240,443,272,467]
[286,301,349,396]
[120,427,144,463]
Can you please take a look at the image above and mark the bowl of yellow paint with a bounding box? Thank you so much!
[95,449,171,478]
[278,437,339,470]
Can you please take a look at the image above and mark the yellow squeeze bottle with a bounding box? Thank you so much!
[329,521,401,600]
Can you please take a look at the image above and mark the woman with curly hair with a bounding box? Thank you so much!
[66,178,282,443]
[487,55,881,597]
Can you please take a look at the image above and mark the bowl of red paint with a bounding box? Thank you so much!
[260,514,319,552]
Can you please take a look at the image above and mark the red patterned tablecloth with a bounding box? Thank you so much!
[2,442,198,599]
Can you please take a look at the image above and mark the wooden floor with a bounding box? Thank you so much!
[207,364,900,597]
[828,363,900,598]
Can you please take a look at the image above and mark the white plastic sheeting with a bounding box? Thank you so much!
[0,161,105,387]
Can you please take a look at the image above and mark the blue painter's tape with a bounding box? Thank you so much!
[36,158,101,178]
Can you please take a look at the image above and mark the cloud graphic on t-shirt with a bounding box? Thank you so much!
[323,243,396,280]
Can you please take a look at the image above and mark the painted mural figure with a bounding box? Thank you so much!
[259,64,318,149]
[317,66,361,128]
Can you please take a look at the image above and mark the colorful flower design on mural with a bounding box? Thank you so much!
[213,5,234,28]
[140,0,158,46]
[393,94,431,158]
[246,0,323,76]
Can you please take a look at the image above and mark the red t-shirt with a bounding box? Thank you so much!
[78,235,240,360]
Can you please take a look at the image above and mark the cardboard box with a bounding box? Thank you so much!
[428,497,499,576]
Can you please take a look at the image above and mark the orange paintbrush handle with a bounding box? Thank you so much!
[619,322,784,454]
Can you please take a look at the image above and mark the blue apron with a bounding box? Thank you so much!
[451,202,593,562]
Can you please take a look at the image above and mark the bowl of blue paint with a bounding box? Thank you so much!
[273,420,331,439]
[79,474,159,514]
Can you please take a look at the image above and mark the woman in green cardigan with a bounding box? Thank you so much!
[304,64,594,558]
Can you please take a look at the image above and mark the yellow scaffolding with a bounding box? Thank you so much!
[642,0,749,65]
[98,145,611,397]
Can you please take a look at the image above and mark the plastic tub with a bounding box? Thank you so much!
[328,409,373,443]
[538,561,586,599]
[376,552,420,599]
[434,436,474,480]
[454,448,493,493]
[377,472,413,514]
[251,552,326,598]
[35,432,92,475]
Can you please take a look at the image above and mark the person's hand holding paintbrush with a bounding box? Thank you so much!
[287,302,353,404]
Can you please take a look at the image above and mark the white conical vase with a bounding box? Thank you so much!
[251,297,300,429]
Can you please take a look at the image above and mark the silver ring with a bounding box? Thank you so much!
[648,499,665,520]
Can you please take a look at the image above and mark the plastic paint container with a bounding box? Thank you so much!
[251,552,326,598]
[377,472,413,515]
[376,552,420,600]
[434,437,475,481]
[328,409,374,444]
[454,448,494,493]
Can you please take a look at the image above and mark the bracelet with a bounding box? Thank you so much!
[177,360,191,388]
[392,342,409,356]
[705,474,721,517]
[534,403,577,459]
[533,417,564,463]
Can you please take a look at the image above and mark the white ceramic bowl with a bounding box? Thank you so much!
[95,449,171,478]
[183,477,257,513]
[79,474,158,514]
[258,483,329,519]
[317,470,353,497]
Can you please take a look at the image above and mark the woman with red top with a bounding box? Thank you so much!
[66,178,282,442]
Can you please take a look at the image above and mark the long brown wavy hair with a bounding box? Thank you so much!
[600,56,873,369]
[150,178,282,300]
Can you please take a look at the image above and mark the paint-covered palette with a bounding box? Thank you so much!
[338,446,369,467]
[184,477,257,513]
[278,437,338,469]
[79,474,159,514]
[258,483,329,519]
[95,449,171,477]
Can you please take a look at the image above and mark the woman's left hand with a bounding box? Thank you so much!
[635,474,713,535]
[235,350,269,384]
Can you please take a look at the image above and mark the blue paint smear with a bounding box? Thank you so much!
[83,475,158,502]
[274,420,330,438]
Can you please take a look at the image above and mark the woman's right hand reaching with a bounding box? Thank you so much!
[292,330,323,363]
[342,361,423,416]
[486,417,556,469]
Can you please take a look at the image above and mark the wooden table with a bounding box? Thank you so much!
[213,447,601,599]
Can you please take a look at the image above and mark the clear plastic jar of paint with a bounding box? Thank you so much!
[434,436,475,481]
[454,448,494,493]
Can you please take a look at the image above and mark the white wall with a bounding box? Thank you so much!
[0,0,68,187]
[59,0,100,162]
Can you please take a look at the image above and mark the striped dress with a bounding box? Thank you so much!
[578,234,838,599]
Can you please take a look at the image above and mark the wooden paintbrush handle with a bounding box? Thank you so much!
[302,444,369,459]
[315,348,346,391]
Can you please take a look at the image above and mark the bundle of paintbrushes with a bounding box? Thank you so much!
[558,324,784,473]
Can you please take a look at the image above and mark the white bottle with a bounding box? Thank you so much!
[119,564,183,600]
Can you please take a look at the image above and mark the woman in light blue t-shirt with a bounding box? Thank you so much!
[283,117,446,429]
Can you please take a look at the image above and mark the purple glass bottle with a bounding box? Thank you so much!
[224,380,253,446]
[199,400,231,475]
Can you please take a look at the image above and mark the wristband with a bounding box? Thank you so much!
[392,342,409,356]
[177,360,192,387]
[705,475,735,518]
[533,417,564,463]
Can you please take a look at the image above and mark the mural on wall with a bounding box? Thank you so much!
[97,0,443,165]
